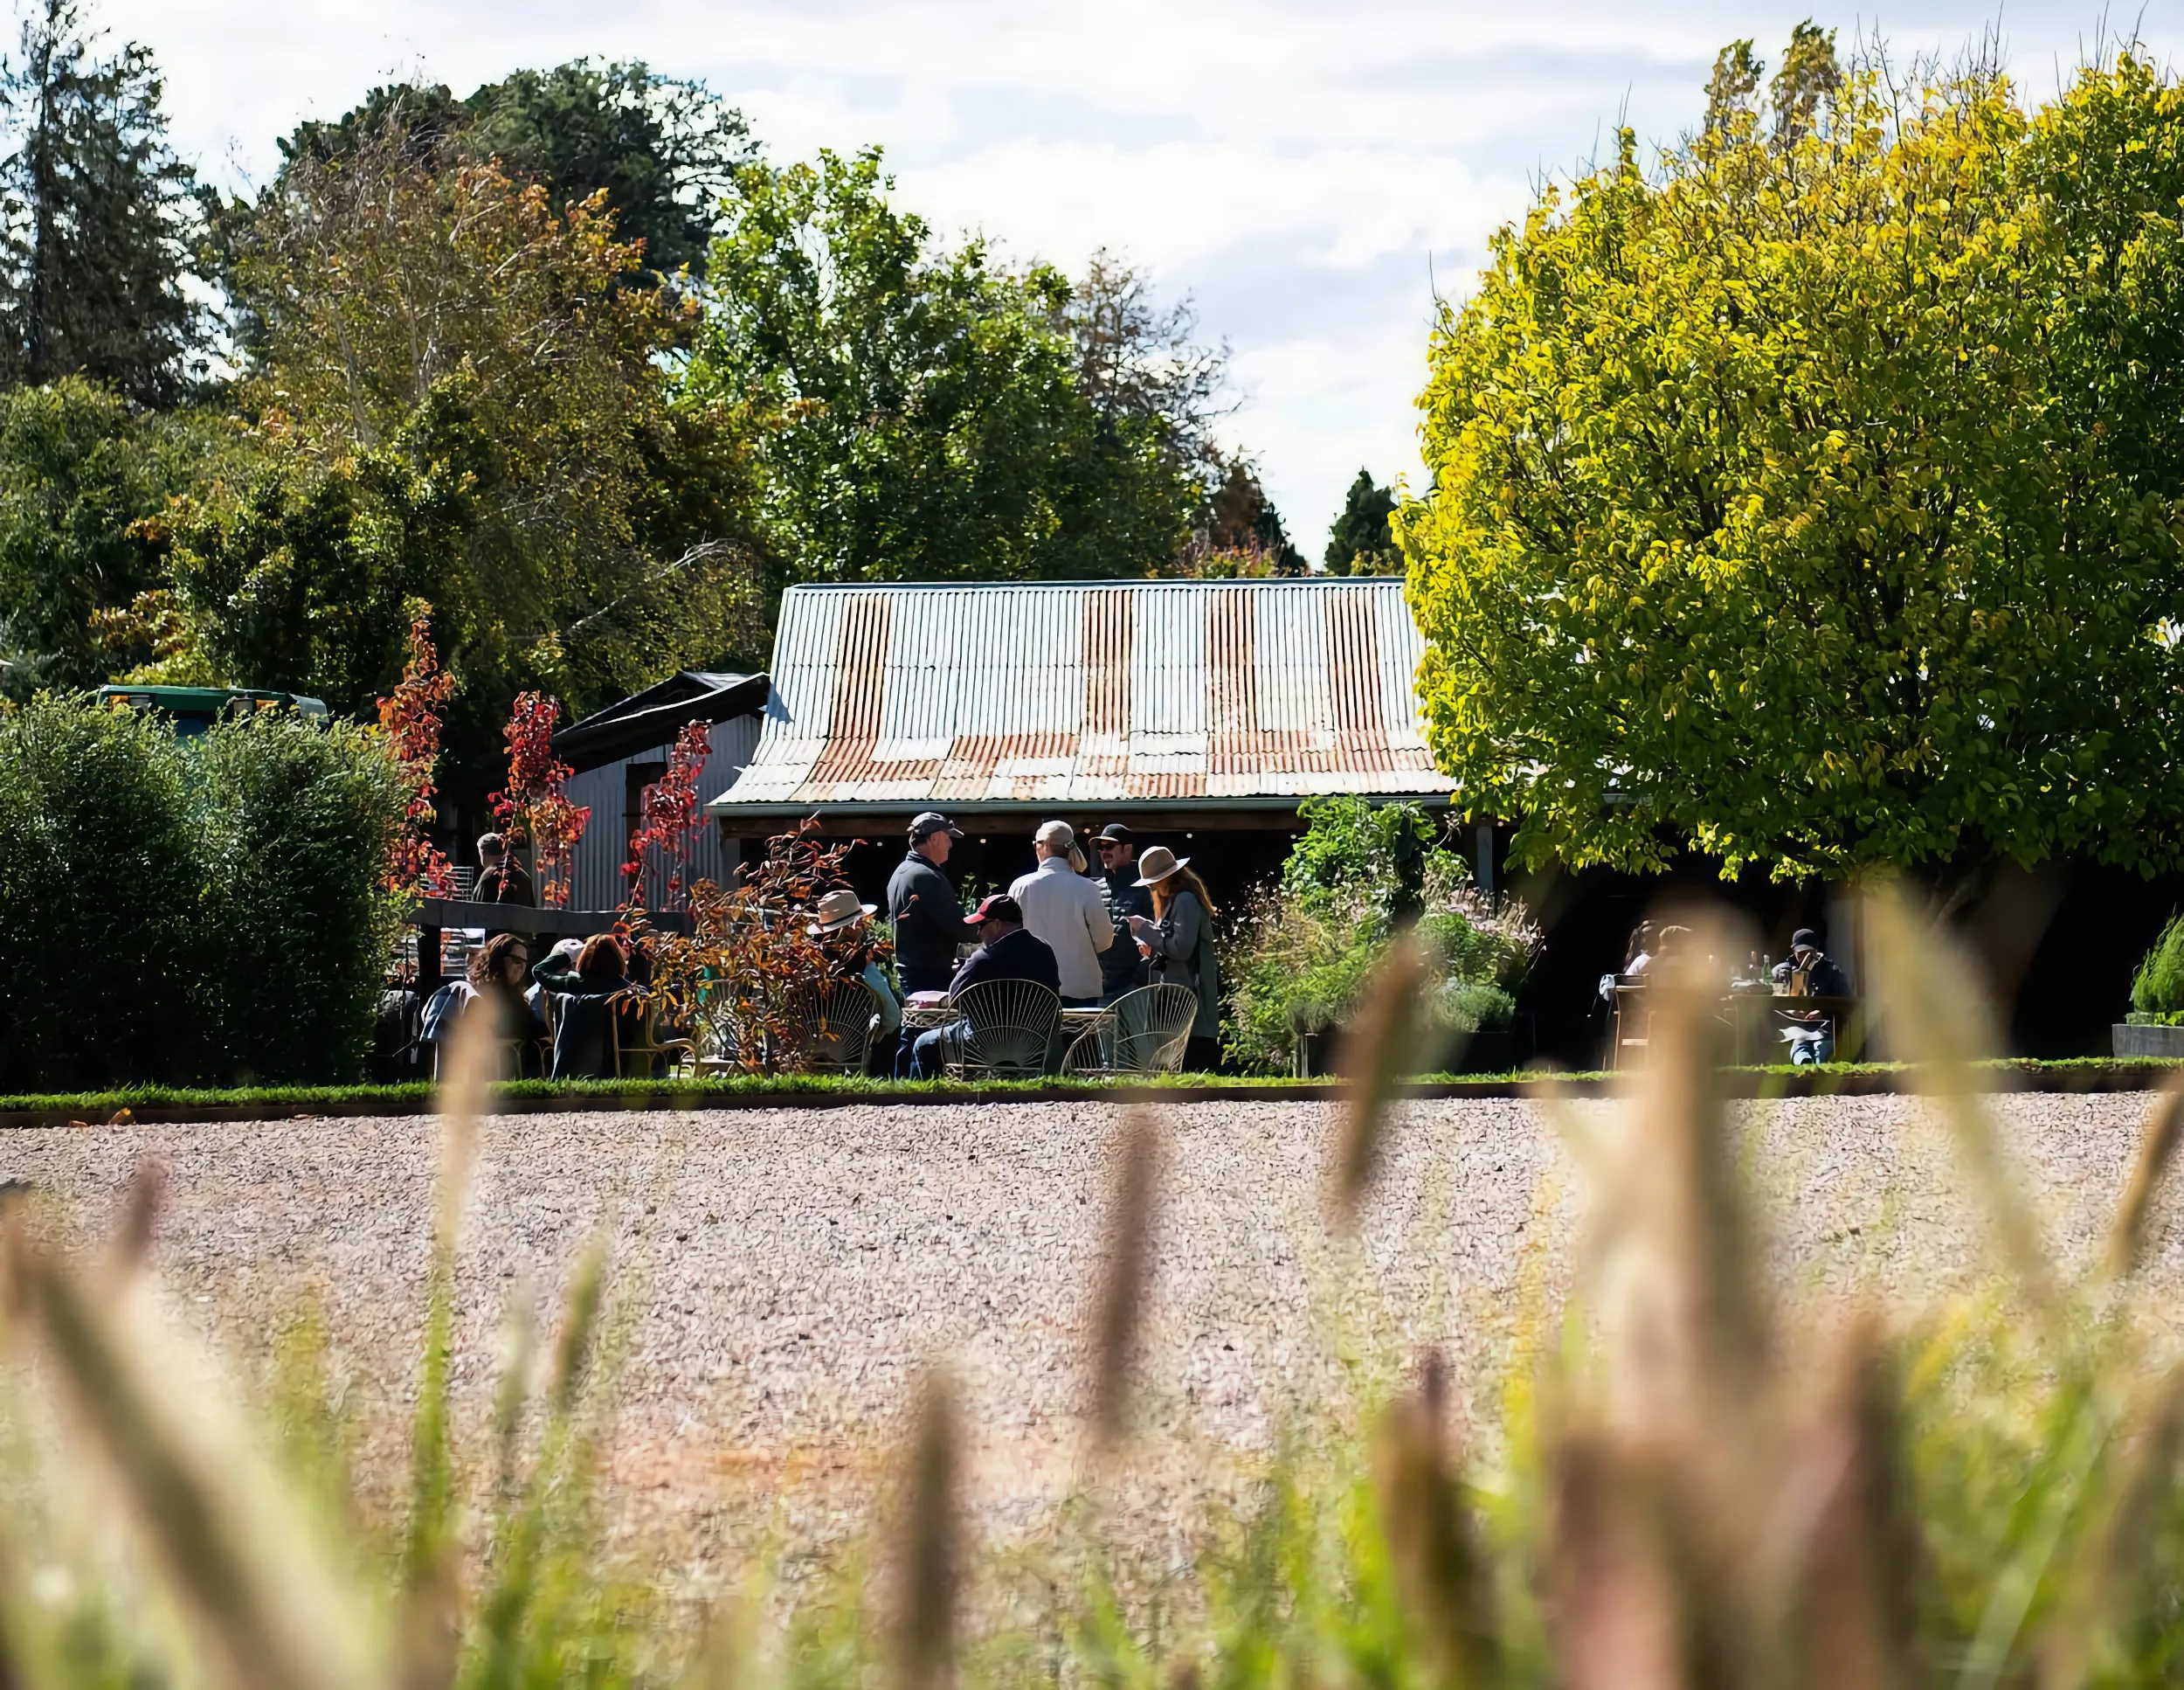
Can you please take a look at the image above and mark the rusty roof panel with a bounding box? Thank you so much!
[711,578,1448,814]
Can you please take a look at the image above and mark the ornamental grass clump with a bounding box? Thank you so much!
[1226,812,1539,1074]
[2130,912,2184,1024]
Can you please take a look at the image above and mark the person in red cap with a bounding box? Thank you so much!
[896,893,1059,1078]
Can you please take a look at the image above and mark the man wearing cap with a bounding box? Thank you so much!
[1093,824,1153,1001]
[897,894,1060,1078]
[888,813,978,996]
[1773,928,1851,1064]
[1009,821,1114,1008]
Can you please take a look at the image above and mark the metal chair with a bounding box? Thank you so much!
[1609,983,1651,1070]
[943,979,1061,1079]
[782,980,881,1074]
[1062,983,1197,1076]
[618,997,696,1078]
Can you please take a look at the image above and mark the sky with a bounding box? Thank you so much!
[98,0,2181,557]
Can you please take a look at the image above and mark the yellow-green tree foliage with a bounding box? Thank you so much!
[1404,52,2184,881]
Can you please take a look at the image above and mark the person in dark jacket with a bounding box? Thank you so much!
[887,812,978,994]
[1094,823,1154,1001]
[473,833,535,905]
[543,933,634,1078]
[900,895,1059,1077]
[1772,928,1852,1064]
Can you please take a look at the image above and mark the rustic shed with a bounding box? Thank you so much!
[707,578,1455,900]
[711,578,1443,821]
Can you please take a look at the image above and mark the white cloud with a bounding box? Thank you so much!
[97,0,2184,539]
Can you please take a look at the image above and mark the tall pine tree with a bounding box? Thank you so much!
[1324,468,1396,575]
[0,0,203,405]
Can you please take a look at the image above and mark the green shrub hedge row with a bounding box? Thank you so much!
[0,695,406,1088]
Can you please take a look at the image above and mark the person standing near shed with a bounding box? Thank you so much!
[1125,845,1221,1070]
[1094,823,1153,1001]
[474,833,535,905]
[1009,820,1114,1008]
[888,812,978,996]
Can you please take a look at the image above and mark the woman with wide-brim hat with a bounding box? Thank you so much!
[1124,845,1221,1071]
[808,888,901,1068]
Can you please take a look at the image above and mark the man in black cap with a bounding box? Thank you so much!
[888,812,977,995]
[898,894,1059,1077]
[1772,929,1850,998]
[1094,823,1153,1001]
[1773,927,1851,1064]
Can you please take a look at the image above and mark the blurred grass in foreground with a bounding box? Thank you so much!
[1,891,2183,1687]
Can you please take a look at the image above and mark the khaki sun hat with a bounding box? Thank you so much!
[1132,845,1188,887]
[807,888,877,935]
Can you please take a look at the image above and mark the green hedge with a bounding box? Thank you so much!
[0,695,404,1089]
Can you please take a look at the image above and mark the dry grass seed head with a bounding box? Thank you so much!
[1765,1311,1918,1690]
[1863,884,2059,1324]
[1331,939,1430,1228]
[1375,1347,1498,1687]
[108,1156,164,1274]
[1,1224,382,1690]
[1091,1109,1161,1451]
[894,1368,961,1690]
[1549,1427,1725,1690]
[434,1005,497,1254]
[1594,908,1772,1452]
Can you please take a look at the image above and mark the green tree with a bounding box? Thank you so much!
[467,61,750,284]
[1181,457,1304,576]
[0,0,204,403]
[1404,49,2184,883]
[0,377,223,697]
[688,148,1201,591]
[211,114,764,778]
[1324,468,1397,576]
[266,63,749,287]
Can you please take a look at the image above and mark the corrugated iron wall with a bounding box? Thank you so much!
[718,578,1441,814]
[564,714,763,911]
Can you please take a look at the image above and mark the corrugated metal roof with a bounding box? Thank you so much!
[709,578,1446,816]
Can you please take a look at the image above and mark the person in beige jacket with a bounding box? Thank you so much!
[1009,820,1115,1006]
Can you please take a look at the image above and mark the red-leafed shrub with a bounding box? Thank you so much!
[622,719,711,911]
[374,599,456,896]
[488,690,590,907]
[639,821,884,1073]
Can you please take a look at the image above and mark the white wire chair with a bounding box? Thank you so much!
[944,979,1062,1079]
[1061,982,1198,1077]
[781,980,881,1074]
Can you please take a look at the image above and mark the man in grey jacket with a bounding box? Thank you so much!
[1009,820,1114,1007]
[887,813,977,995]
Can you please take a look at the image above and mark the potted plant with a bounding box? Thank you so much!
[2117,913,2184,1058]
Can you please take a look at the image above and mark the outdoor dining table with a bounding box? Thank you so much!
[1610,982,1862,1068]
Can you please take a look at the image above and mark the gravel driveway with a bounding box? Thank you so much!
[1,1092,2175,1578]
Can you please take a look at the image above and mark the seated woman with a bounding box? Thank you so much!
[542,933,634,1079]
[808,888,902,1071]
[461,932,549,1077]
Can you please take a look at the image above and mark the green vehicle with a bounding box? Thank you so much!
[95,684,329,738]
